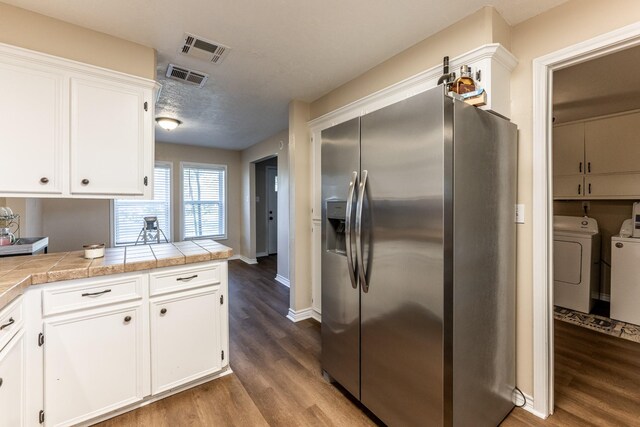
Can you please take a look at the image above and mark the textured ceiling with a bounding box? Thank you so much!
[6,0,567,149]
[553,44,640,124]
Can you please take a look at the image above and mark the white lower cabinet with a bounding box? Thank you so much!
[0,330,26,427]
[44,304,145,426]
[30,261,228,426]
[150,286,223,395]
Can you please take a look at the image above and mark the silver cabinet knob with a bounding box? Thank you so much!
[616,242,624,248]
[40,177,49,184]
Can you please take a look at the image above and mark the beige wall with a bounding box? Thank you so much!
[156,142,242,254]
[0,2,155,79]
[310,7,509,119]
[240,130,290,281]
[41,199,110,252]
[289,101,312,311]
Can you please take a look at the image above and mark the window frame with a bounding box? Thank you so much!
[179,161,228,242]
[110,161,173,246]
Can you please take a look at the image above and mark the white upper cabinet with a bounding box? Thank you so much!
[0,42,156,199]
[553,111,640,199]
[70,77,148,196]
[553,123,584,177]
[585,112,640,175]
[0,59,65,195]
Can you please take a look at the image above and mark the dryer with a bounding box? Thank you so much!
[553,216,601,313]
[611,235,640,325]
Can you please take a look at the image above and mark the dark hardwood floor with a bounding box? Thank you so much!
[99,256,640,426]
[502,319,640,427]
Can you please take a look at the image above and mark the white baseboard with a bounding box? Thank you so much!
[228,254,258,264]
[79,367,233,426]
[274,274,290,288]
[256,251,268,257]
[515,391,544,418]
[311,308,321,322]
[286,307,319,322]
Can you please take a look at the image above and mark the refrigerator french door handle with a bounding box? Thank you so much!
[345,171,358,289]
[355,169,369,293]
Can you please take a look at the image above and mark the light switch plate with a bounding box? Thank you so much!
[515,204,525,224]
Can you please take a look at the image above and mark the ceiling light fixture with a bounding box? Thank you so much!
[156,117,182,131]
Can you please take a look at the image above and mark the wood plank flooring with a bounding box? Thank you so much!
[502,319,640,427]
[99,256,640,426]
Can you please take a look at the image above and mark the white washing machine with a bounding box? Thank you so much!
[553,216,601,313]
[611,235,640,325]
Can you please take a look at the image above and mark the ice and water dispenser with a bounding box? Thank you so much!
[326,200,347,255]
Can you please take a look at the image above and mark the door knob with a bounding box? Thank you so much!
[160,308,167,315]
[124,316,132,323]
[81,179,90,185]
[40,177,49,184]
[616,242,624,248]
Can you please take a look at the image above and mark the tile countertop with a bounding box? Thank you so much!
[0,240,233,311]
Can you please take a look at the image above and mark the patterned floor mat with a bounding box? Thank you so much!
[554,306,640,343]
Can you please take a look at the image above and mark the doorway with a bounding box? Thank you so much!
[254,157,278,258]
[532,22,640,418]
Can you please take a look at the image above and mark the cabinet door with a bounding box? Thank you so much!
[553,175,584,199]
[0,331,25,427]
[585,173,640,198]
[150,287,222,394]
[70,76,148,196]
[585,112,640,174]
[553,123,584,176]
[0,60,65,194]
[44,305,144,426]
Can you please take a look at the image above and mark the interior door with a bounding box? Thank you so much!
[359,87,446,426]
[267,166,278,255]
[321,117,360,399]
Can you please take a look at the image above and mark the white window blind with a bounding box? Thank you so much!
[113,164,172,246]
[182,163,226,240]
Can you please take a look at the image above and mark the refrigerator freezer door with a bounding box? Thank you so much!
[321,117,361,398]
[451,99,517,426]
[359,87,450,426]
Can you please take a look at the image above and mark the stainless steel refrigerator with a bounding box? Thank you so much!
[321,85,517,427]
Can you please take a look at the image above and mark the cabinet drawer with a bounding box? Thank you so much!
[0,297,23,352]
[149,263,221,296]
[43,274,144,317]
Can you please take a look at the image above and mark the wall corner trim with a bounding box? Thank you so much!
[229,255,258,264]
[286,307,320,323]
[275,274,290,288]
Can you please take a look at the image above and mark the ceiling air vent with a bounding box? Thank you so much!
[180,33,230,64]
[165,64,209,88]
